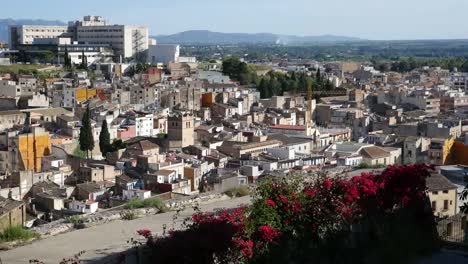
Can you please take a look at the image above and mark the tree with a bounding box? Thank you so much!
[222,57,250,83]
[64,46,72,69]
[80,51,88,70]
[79,106,95,159]
[39,51,55,64]
[99,120,111,158]
[315,68,322,83]
[257,77,269,98]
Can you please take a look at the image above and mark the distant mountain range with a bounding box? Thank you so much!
[0,19,361,45]
[0,19,66,43]
[153,30,362,45]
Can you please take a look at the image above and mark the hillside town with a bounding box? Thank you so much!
[0,15,468,263]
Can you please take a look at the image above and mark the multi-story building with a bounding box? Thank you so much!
[9,127,52,173]
[0,80,22,98]
[427,173,458,217]
[130,85,155,106]
[179,87,202,111]
[147,44,180,64]
[9,25,74,48]
[134,113,154,137]
[167,113,195,148]
[450,72,468,91]
[62,87,97,107]
[440,95,468,113]
[74,16,148,59]
[9,16,148,59]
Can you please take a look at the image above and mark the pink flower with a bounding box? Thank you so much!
[323,179,332,189]
[305,189,316,197]
[265,199,276,207]
[257,225,281,242]
[136,229,152,239]
[233,238,254,259]
[279,195,288,204]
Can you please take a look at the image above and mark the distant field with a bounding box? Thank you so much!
[0,64,49,74]
[249,64,272,71]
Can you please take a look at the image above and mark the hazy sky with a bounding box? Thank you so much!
[2,0,468,40]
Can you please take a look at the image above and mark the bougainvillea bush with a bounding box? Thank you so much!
[137,164,439,264]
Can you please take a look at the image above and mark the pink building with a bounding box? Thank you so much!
[117,125,136,140]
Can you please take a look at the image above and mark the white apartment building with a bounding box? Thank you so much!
[135,113,154,136]
[76,24,148,59]
[74,15,148,59]
[147,44,180,64]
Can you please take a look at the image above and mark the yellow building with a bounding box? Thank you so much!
[75,88,97,103]
[14,127,51,172]
[426,173,457,217]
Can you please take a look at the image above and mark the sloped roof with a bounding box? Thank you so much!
[0,197,24,216]
[360,146,390,159]
[76,182,104,193]
[426,173,457,192]
[127,140,160,153]
[267,134,310,146]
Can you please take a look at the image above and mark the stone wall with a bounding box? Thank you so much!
[32,192,228,238]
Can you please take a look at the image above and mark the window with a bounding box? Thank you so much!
[432,191,438,195]
[443,190,449,194]
[431,201,436,211]
[444,200,449,210]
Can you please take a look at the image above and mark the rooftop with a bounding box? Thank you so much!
[426,173,457,192]
[269,125,306,131]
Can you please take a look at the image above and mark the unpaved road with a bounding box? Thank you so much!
[0,196,250,264]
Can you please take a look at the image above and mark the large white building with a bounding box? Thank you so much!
[9,25,74,48]
[75,16,148,59]
[9,16,148,59]
[147,44,180,64]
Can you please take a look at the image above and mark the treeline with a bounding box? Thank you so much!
[373,57,468,73]
[222,58,334,98]
[183,40,468,62]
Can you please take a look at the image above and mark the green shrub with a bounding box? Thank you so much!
[355,163,386,169]
[66,215,83,224]
[122,210,139,220]
[66,215,86,228]
[125,198,167,212]
[224,186,250,198]
[0,226,39,242]
[73,147,87,159]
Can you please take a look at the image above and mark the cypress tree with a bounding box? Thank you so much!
[64,46,70,69]
[79,106,95,159]
[80,51,87,70]
[99,120,111,158]
[316,68,322,83]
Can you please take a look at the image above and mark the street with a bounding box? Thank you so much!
[0,196,251,264]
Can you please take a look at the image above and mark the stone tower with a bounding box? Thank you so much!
[167,113,194,148]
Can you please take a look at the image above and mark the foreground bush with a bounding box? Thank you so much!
[0,226,39,242]
[136,164,438,264]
